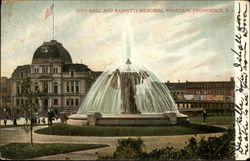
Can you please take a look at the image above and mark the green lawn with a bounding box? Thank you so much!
[1,143,108,159]
[188,115,234,125]
[35,123,225,137]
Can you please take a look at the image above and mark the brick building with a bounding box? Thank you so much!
[165,77,234,111]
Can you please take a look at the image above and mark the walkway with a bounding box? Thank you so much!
[0,125,224,160]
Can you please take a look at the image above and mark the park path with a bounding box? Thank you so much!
[0,125,225,160]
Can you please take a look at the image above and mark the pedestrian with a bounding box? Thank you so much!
[48,110,53,125]
[13,117,17,125]
[203,110,207,123]
[31,117,34,124]
[4,118,7,125]
[42,117,45,124]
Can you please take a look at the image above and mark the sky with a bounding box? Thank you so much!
[1,0,235,82]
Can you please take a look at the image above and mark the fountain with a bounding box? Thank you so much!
[68,17,188,126]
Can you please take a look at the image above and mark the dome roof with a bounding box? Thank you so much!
[32,40,73,64]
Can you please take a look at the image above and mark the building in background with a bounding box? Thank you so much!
[165,77,234,111]
[0,77,11,118]
[10,40,101,117]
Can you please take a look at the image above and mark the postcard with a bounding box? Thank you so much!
[0,0,249,160]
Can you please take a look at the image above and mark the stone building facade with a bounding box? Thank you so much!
[165,77,235,111]
[10,40,100,117]
[0,77,11,118]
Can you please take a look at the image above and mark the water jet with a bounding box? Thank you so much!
[68,17,188,126]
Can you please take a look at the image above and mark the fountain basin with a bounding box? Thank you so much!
[67,112,188,126]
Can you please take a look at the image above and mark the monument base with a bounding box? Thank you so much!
[67,112,188,126]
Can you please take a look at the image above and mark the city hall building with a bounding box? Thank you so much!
[10,40,101,117]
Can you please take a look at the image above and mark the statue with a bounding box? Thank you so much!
[109,59,149,114]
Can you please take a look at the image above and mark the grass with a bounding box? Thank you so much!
[35,123,225,137]
[188,115,234,125]
[0,143,108,159]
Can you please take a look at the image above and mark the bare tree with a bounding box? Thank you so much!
[21,77,44,145]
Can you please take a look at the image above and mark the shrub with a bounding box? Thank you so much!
[99,126,235,160]
[99,137,148,159]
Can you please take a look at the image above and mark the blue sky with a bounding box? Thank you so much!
[1,0,234,82]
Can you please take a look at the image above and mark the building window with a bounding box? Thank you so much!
[66,99,70,106]
[34,68,39,74]
[53,99,58,105]
[42,66,49,74]
[53,67,58,74]
[66,82,70,92]
[54,85,58,94]
[16,99,19,106]
[17,86,20,94]
[71,99,74,106]
[17,109,19,114]
[76,82,79,93]
[21,99,24,105]
[75,99,79,106]
[44,82,48,93]
[21,72,24,78]
[71,71,74,77]
[71,83,74,93]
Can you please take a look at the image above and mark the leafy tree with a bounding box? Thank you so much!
[20,77,44,146]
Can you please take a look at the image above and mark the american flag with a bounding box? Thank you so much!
[45,3,54,19]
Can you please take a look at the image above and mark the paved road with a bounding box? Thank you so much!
[0,125,224,160]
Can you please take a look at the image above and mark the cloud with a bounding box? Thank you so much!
[1,1,234,82]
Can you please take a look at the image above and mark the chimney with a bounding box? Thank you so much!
[178,80,180,83]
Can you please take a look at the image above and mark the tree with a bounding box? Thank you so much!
[21,77,44,146]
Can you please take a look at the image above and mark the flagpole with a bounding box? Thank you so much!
[53,0,54,40]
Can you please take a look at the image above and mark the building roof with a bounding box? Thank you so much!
[165,83,187,90]
[32,40,72,64]
[62,64,91,72]
[11,65,31,78]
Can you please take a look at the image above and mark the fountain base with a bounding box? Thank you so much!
[67,112,188,126]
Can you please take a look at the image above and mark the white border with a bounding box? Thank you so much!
[234,0,250,160]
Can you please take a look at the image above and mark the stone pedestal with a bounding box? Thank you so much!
[87,112,102,126]
[163,112,177,125]
[67,112,188,126]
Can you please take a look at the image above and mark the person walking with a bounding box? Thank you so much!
[13,117,17,125]
[25,117,28,124]
[42,117,45,124]
[48,109,54,125]
[203,110,207,123]
[4,118,7,125]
